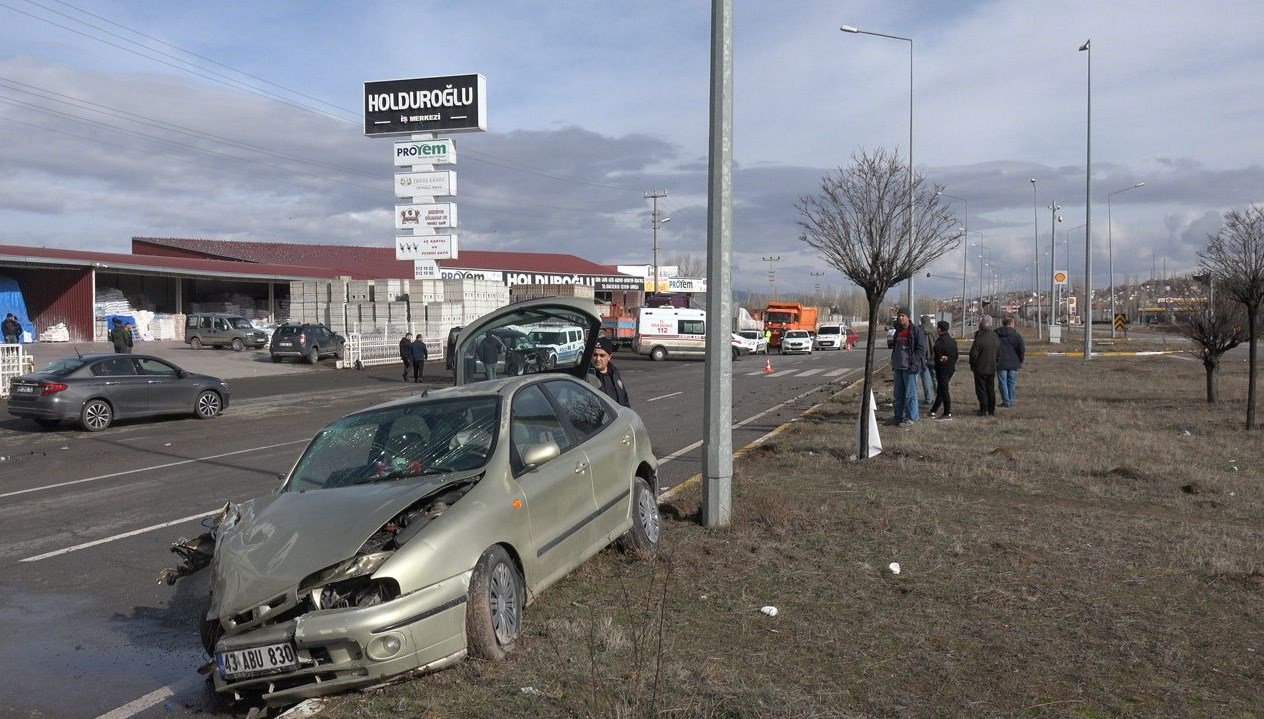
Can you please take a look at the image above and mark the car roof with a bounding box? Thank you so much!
[352,373,584,416]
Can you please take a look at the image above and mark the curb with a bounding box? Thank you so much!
[657,368,872,504]
[1028,350,1181,357]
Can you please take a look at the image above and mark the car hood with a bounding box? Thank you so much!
[210,472,478,616]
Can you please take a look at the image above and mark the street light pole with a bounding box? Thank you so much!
[1031,179,1041,339]
[1107,182,1145,338]
[939,191,968,337]
[1048,201,1062,328]
[645,190,668,295]
[841,24,914,318]
[1080,38,1093,359]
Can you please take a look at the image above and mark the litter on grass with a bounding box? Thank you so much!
[888,562,901,575]
[759,606,778,617]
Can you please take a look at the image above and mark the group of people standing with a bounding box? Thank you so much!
[398,333,429,382]
[889,309,1026,425]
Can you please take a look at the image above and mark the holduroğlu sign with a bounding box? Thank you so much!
[443,268,642,292]
[364,74,487,136]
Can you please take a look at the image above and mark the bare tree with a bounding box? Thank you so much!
[665,253,706,279]
[796,148,960,457]
[1199,206,1264,429]
[1179,295,1245,402]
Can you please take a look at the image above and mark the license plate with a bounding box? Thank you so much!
[13,385,36,394]
[279,341,293,347]
[216,642,297,679]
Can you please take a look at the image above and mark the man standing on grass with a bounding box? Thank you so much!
[929,320,958,420]
[889,308,925,427]
[995,316,1026,407]
[969,315,1000,416]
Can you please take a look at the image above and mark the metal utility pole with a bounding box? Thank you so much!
[1048,201,1062,328]
[644,190,668,295]
[1031,179,1041,338]
[1080,38,1093,359]
[762,256,781,301]
[702,0,733,528]
[809,271,825,300]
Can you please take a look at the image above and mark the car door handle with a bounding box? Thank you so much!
[573,462,588,474]
[103,381,119,385]
[621,434,632,445]
[146,380,161,384]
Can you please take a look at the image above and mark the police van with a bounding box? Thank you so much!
[633,307,748,361]
[524,323,586,368]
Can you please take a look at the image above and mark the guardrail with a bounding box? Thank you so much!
[340,331,444,369]
[0,344,34,398]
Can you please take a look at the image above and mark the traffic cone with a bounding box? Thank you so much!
[764,357,774,374]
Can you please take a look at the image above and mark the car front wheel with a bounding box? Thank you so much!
[189,336,203,350]
[80,399,113,432]
[650,346,667,361]
[231,338,244,352]
[466,545,523,661]
[307,347,319,364]
[619,476,661,557]
[194,390,222,419]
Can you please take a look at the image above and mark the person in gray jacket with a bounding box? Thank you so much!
[969,316,1000,416]
[918,316,937,403]
[994,316,1026,407]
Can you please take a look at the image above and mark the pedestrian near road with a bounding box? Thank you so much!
[969,315,1000,416]
[110,321,134,354]
[918,316,937,403]
[929,320,958,420]
[2,313,20,343]
[409,335,429,383]
[995,316,1026,407]
[888,308,925,427]
[587,337,630,407]
[477,332,504,381]
[399,332,413,381]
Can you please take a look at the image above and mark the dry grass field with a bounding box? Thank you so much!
[322,349,1263,719]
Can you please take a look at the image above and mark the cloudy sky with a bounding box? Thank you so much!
[1,0,1261,298]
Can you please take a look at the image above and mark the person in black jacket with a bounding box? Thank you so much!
[587,338,630,407]
[969,316,1000,416]
[994,316,1026,407]
[2,313,21,343]
[399,332,413,381]
[929,320,958,420]
[409,335,429,383]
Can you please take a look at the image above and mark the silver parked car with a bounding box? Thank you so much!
[159,298,661,707]
[7,354,230,431]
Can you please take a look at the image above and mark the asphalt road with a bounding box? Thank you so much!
[0,346,871,718]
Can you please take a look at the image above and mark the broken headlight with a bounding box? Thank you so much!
[299,552,398,610]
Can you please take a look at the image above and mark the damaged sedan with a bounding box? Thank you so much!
[159,298,661,707]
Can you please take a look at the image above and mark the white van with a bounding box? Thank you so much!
[524,323,586,368]
[634,307,749,361]
[815,323,844,350]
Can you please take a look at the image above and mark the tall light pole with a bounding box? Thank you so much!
[1048,201,1062,330]
[1079,38,1093,358]
[841,23,915,317]
[1107,181,1144,338]
[762,255,781,301]
[645,190,668,295]
[939,191,968,337]
[1031,178,1041,338]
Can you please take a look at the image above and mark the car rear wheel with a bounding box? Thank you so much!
[230,338,244,352]
[194,390,222,419]
[546,352,557,369]
[80,399,112,432]
[189,336,203,350]
[466,545,522,661]
[650,346,667,361]
[307,346,319,364]
[619,476,661,558]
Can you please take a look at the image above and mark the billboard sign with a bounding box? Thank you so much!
[393,138,456,167]
[1053,270,1068,285]
[396,203,457,230]
[364,74,487,136]
[394,171,456,198]
[396,234,458,261]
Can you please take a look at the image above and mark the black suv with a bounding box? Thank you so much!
[269,323,346,364]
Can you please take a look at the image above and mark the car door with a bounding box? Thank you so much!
[132,357,192,414]
[542,379,633,544]
[88,357,148,417]
[508,383,597,587]
[453,297,603,386]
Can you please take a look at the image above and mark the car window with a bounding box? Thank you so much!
[230,318,253,329]
[678,319,705,335]
[200,317,212,329]
[277,325,299,337]
[510,384,571,472]
[133,358,178,377]
[38,358,87,376]
[91,357,137,377]
[544,380,612,440]
[819,326,841,335]
[186,316,199,329]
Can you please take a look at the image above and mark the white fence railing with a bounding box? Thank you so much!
[0,344,34,398]
[341,331,444,369]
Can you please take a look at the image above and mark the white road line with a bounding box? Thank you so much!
[744,370,766,376]
[94,683,178,719]
[0,439,310,499]
[21,510,217,563]
[825,367,853,377]
[768,369,798,377]
[645,391,683,402]
[796,368,827,377]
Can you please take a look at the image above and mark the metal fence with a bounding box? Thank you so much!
[341,328,444,370]
[0,344,33,398]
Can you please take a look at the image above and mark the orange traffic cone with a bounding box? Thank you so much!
[764,357,774,374]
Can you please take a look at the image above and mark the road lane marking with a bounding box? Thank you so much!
[645,391,683,402]
[0,439,310,499]
[21,510,218,562]
[94,677,203,719]
[796,368,827,377]
[744,370,765,376]
[825,367,853,377]
[767,369,798,377]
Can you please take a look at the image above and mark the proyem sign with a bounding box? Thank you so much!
[365,74,487,136]
[393,138,456,167]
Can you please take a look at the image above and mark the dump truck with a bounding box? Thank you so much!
[763,301,820,349]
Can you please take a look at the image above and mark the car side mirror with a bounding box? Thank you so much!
[177,369,188,379]
[520,441,560,470]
